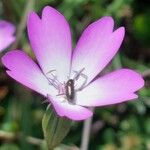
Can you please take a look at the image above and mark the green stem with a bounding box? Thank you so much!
[11,0,34,49]
[80,108,94,150]
[0,130,44,146]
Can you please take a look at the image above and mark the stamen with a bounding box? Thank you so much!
[45,69,88,104]
[73,68,85,80]
[45,70,61,89]
[47,77,59,89]
[72,68,88,91]
[76,73,88,91]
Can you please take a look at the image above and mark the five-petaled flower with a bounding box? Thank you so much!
[2,6,144,121]
[0,20,15,52]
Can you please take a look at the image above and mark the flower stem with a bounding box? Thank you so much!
[11,0,34,49]
[80,108,94,150]
[0,130,44,146]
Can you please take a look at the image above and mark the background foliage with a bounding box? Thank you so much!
[0,0,150,150]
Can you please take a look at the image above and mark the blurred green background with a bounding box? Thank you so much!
[0,0,150,150]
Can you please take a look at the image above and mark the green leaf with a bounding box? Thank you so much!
[42,105,72,150]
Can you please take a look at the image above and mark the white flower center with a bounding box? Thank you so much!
[45,68,87,104]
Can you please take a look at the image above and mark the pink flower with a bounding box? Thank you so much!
[0,21,15,52]
[2,6,144,121]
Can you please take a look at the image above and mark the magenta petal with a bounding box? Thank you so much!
[0,21,15,52]
[27,6,72,82]
[48,95,93,121]
[76,69,144,106]
[2,50,56,96]
[71,17,125,84]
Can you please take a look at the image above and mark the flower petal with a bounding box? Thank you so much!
[48,95,93,121]
[71,17,125,84]
[76,69,144,106]
[2,50,56,96]
[27,6,72,82]
[0,21,15,52]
